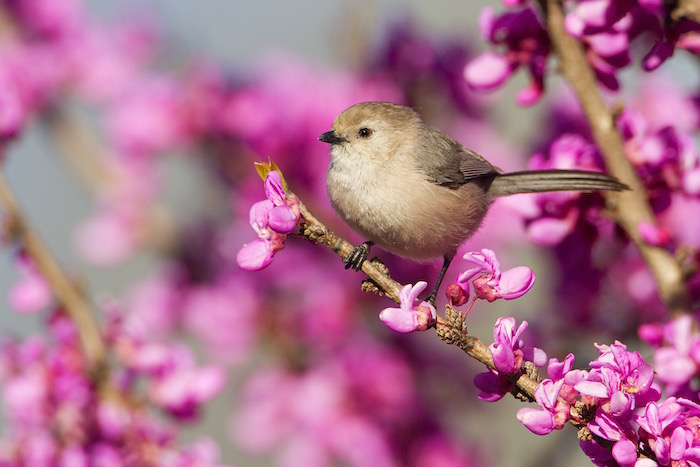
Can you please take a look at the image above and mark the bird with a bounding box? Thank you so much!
[319,102,627,305]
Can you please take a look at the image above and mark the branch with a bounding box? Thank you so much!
[541,0,691,315]
[0,170,107,378]
[672,0,700,23]
[288,189,539,402]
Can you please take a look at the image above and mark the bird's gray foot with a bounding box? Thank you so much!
[345,241,373,271]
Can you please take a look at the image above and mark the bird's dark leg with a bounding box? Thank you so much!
[425,254,453,306]
[345,241,374,271]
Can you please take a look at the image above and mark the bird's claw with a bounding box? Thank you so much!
[344,242,372,271]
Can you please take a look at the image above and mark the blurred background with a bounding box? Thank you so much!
[2,0,695,465]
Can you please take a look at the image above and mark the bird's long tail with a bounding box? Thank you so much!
[486,170,628,197]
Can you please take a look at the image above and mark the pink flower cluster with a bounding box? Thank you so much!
[105,306,227,421]
[0,311,227,466]
[464,5,550,105]
[639,316,700,398]
[230,343,479,466]
[5,0,700,464]
[507,134,611,246]
[465,1,700,103]
[513,340,700,466]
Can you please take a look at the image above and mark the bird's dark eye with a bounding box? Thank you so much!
[358,128,373,138]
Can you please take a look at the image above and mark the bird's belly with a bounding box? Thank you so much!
[328,175,489,260]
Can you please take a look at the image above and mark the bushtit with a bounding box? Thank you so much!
[319,102,627,304]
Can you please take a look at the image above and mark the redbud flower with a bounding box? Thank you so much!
[237,171,300,271]
[263,168,300,234]
[463,52,512,91]
[0,74,26,140]
[490,317,546,373]
[634,399,683,465]
[638,220,671,247]
[379,281,436,333]
[474,317,546,401]
[517,379,569,435]
[457,249,535,302]
[640,316,700,396]
[445,283,468,307]
[8,255,51,314]
[105,77,191,157]
[464,6,550,106]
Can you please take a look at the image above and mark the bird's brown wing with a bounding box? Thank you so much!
[458,148,500,180]
[418,127,499,189]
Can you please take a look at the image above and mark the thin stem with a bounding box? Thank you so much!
[541,0,691,314]
[0,170,107,378]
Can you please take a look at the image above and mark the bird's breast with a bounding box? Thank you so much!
[326,155,490,260]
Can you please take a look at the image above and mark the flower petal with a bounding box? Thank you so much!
[611,439,639,467]
[473,371,511,402]
[401,281,428,310]
[8,268,51,314]
[527,217,574,245]
[268,205,298,234]
[464,52,513,91]
[514,80,543,107]
[516,408,555,435]
[642,40,674,72]
[264,171,286,206]
[497,266,536,300]
[237,238,274,271]
[456,266,482,286]
[249,200,274,235]
[490,342,516,374]
[379,307,418,333]
[575,381,609,398]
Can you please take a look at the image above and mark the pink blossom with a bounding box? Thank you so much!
[464,5,550,105]
[105,76,191,157]
[547,353,575,381]
[150,364,226,419]
[264,170,300,234]
[0,74,26,140]
[237,237,276,271]
[474,317,546,402]
[517,379,569,435]
[238,171,300,271]
[8,256,52,314]
[457,249,535,301]
[444,283,468,307]
[182,282,259,364]
[637,220,671,247]
[490,317,546,373]
[378,281,436,333]
[69,22,157,103]
[634,398,684,465]
[9,0,84,38]
[463,52,512,91]
[640,316,700,395]
[74,211,139,265]
[96,400,131,440]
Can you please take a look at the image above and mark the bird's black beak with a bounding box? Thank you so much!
[318,131,346,145]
